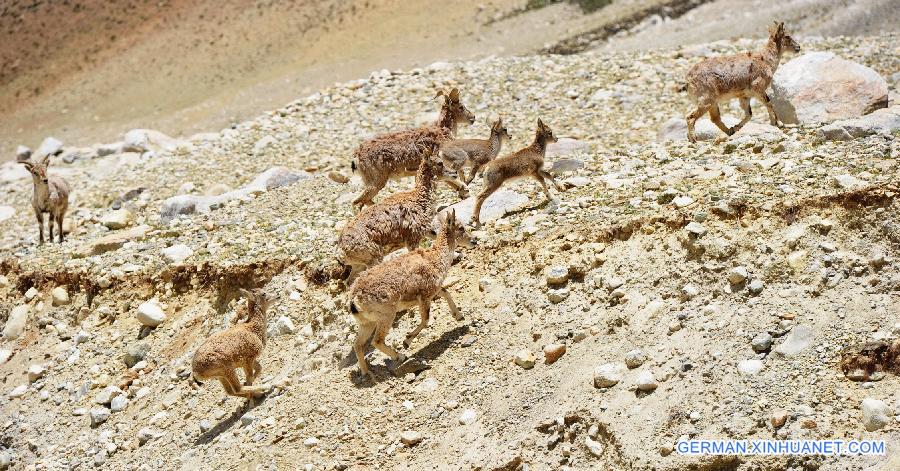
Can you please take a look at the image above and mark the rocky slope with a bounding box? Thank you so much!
[1,34,899,470]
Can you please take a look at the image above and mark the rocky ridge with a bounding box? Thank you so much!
[0,34,899,470]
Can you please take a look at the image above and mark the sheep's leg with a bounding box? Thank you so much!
[685,105,708,143]
[464,165,480,185]
[219,370,245,398]
[241,360,254,386]
[438,288,462,320]
[353,319,377,380]
[708,105,732,136]
[539,169,565,192]
[472,180,502,227]
[352,178,385,210]
[251,359,262,384]
[533,173,555,203]
[441,176,469,199]
[372,315,406,368]
[218,377,239,396]
[403,299,431,348]
[57,212,65,243]
[730,97,752,134]
[48,213,55,243]
[35,211,45,245]
[756,91,780,127]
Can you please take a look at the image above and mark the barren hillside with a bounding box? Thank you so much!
[0,26,899,470]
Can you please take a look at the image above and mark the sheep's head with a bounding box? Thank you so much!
[536,118,558,144]
[238,288,274,315]
[439,209,475,250]
[770,21,800,54]
[436,88,475,127]
[21,155,50,184]
[492,117,512,143]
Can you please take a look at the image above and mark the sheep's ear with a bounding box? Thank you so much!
[434,89,446,101]
[21,161,33,170]
[537,118,545,128]
[449,88,459,101]
[447,209,456,227]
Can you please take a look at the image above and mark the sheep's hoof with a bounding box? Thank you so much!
[386,354,408,373]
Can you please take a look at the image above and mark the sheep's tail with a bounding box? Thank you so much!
[350,159,357,173]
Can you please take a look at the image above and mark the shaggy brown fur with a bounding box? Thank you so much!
[839,339,900,380]
[338,150,444,283]
[348,209,474,380]
[351,88,475,209]
[21,154,70,244]
[191,289,274,401]
[440,117,511,184]
[685,21,800,142]
[471,118,564,227]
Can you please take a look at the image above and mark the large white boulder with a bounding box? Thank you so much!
[771,52,888,124]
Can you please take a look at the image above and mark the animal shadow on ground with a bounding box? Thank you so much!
[193,394,270,445]
[342,324,471,388]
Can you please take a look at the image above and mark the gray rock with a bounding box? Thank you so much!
[96,142,124,157]
[90,407,111,426]
[77,225,150,257]
[100,209,134,229]
[593,363,626,388]
[514,349,535,369]
[751,333,773,353]
[550,158,584,173]
[2,305,29,341]
[435,190,529,227]
[748,279,765,295]
[774,325,813,356]
[771,52,888,124]
[110,395,128,412]
[547,138,589,158]
[673,196,694,208]
[833,174,868,190]
[199,420,213,433]
[685,222,707,237]
[459,409,477,425]
[36,137,63,158]
[273,316,296,336]
[137,428,161,445]
[624,349,648,369]
[16,145,32,161]
[727,267,749,285]
[545,266,569,285]
[400,430,424,446]
[547,287,570,303]
[124,129,180,153]
[94,386,123,405]
[738,359,764,376]
[51,287,70,306]
[818,106,900,141]
[8,385,27,398]
[124,343,150,368]
[635,371,658,392]
[161,244,193,263]
[136,300,166,327]
[160,167,308,223]
[27,364,45,382]
[861,398,891,431]
[0,450,10,469]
